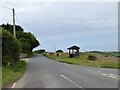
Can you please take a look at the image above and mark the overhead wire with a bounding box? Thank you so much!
[0,4,12,10]
[0,4,22,26]
[15,13,20,25]
[0,4,12,25]
[0,4,23,34]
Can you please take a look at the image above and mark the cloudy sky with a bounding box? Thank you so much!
[0,0,119,52]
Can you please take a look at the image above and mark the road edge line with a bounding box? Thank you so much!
[12,82,16,88]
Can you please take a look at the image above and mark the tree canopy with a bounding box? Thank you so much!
[56,50,63,53]
[34,49,46,54]
[16,31,40,53]
[1,23,40,57]
[1,23,23,34]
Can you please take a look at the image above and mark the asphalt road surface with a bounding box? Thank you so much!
[12,54,119,88]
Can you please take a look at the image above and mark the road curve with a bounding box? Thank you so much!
[12,54,119,88]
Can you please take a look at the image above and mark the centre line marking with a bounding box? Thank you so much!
[108,76,116,78]
[109,74,114,76]
[101,73,119,79]
[12,82,16,88]
[87,70,91,71]
[97,71,101,72]
[101,73,107,76]
[61,74,83,89]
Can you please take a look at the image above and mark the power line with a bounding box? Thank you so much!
[0,4,12,10]
[15,13,20,25]
[0,4,17,38]
[0,4,21,26]
[0,4,22,38]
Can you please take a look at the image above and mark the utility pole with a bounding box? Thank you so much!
[12,8,16,38]
[55,46,56,56]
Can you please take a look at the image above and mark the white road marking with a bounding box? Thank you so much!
[61,74,83,88]
[97,71,101,72]
[101,73,107,76]
[101,73,119,79]
[109,74,119,77]
[117,76,120,78]
[87,70,91,71]
[108,76,116,79]
[12,82,16,88]
[86,69,119,80]
[109,74,114,76]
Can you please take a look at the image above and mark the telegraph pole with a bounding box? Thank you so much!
[12,8,16,38]
[55,46,56,56]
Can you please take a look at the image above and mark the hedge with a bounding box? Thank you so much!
[2,29,21,66]
[88,55,97,61]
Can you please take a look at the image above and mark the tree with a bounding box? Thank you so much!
[34,49,46,54]
[1,23,23,34]
[0,24,40,57]
[16,31,40,55]
[56,50,63,53]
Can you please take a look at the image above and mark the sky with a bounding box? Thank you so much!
[0,0,119,52]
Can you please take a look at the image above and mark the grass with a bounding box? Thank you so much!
[0,67,2,89]
[43,52,120,69]
[90,51,120,57]
[60,58,120,69]
[2,60,27,88]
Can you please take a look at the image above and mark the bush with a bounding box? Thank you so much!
[88,55,96,61]
[2,29,21,66]
[34,49,46,54]
[8,60,26,72]
[56,50,63,53]
[105,55,109,57]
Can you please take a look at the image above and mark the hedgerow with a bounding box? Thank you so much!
[2,29,21,66]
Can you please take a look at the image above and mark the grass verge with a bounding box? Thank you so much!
[0,67,2,89]
[59,58,120,69]
[43,53,120,69]
[2,60,27,88]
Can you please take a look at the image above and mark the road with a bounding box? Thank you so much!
[12,54,119,89]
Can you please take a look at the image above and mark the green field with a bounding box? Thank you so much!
[2,61,26,88]
[89,51,120,57]
[43,52,120,69]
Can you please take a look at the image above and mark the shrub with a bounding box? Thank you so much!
[2,29,21,66]
[105,55,109,57]
[8,60,26,72]
[88,55,96,61]
[34,49,46,54]
[56,50,63,53]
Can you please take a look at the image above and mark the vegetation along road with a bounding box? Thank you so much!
[8,54,119,89]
